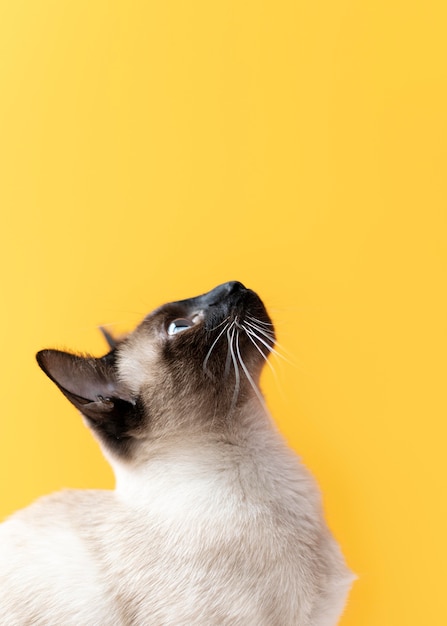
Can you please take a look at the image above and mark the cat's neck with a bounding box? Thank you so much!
[111,400,286,509]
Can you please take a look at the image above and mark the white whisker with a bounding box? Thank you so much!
[243,327,274,354]
[224,320,236,378]
[244,319,276,342]
[244,320,297,361]
[246,314,275,327]
[203,322,230,377]
[243,325,290,401]
[244,327,297,368]
[243,326,279,379]
[243,327,270,362]
[208,316,231,331]
[228,325,240,410]
[235,331,267,410]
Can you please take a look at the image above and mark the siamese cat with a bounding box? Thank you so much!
[0,281,354,625]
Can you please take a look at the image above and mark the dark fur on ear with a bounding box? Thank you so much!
[36,350,143,454]
[99,327,119,350]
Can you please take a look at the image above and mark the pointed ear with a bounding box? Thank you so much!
[36,349,142,445]
[99,326,118,350]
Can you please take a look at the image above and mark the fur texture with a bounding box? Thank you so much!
[0,281,354,625]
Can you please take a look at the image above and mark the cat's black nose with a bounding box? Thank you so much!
[198,281,246,308]
[211,281,246,301]
[223,281,246,294]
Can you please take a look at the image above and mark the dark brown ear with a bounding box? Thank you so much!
[36,349,142,447]
[99,326,119,350]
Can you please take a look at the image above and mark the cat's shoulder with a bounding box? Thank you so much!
[0,488,116,533]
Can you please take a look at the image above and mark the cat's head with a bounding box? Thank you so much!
[37,282,275,461]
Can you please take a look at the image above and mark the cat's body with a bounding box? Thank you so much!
[0,282,354,625]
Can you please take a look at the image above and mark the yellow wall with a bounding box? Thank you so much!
[1,2,446,624]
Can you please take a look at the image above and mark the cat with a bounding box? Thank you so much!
[0,281,354,625]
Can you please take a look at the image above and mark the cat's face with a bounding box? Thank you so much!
[37,282,274,460]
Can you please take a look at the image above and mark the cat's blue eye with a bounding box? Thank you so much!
[167,318,194,336]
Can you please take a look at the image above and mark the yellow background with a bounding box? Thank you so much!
[0,2,446,624]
